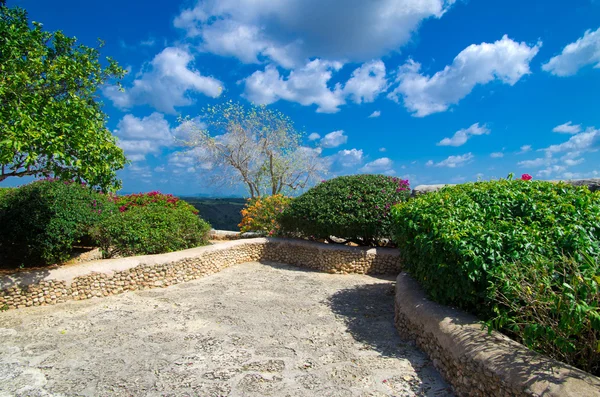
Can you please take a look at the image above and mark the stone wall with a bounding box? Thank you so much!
[394,272,600,397]
[0,238,401,310]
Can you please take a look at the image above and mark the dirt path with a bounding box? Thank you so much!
[0,262,453,397]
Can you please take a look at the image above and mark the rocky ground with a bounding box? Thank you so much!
[0,261,452,397]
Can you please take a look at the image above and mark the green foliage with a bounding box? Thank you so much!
[280,175,410,245]
[111,191,199,214]
[392,179,600,315]
[94,205,211,258]
[0,187,14,201]
[488,254,599,376]
[0,179,116,267]
[239,194,293,235]
[0,5,127,191]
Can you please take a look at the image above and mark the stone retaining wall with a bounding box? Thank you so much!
[0,238,401,310]
[394,272,600,397]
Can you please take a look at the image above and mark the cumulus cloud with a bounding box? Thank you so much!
[174,0,454,67]
[518,145,532,154]
[388,35,541,117]
[320,130,348,148]
[545,127,600,154]
[308,133,321,141]
[114,113,175,162]
[243,59,389,113]
[517,126,599,179]
[426,153,474,168]
[369,111,381,118]
[359,157,394,174]
[437,123,490,147]
[490,152,504,158]
[168,148,214,173]
[328,148,364,169]
[104,47,223,114]
[379,147,387,152]
[552,121,582,134]
[542,27,600,76]
[243,60,345,113]
[342,60,388,104]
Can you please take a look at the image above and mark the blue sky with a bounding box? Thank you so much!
[7,0,600,196]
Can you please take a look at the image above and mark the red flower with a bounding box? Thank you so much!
[521,173,533,181]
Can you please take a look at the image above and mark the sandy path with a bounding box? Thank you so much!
[0,262,452,397]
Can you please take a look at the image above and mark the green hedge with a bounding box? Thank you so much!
[391,178,600,375]
[0,180,115,267]
[280,174,410,245]
[93,204,211,258]
[392,179,600,314]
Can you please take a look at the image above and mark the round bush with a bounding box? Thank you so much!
[0,179,116,267]
[280,174,410,245]
[391,178,600,315]
[94,204,211,258]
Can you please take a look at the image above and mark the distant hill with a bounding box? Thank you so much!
[180,197,246,231]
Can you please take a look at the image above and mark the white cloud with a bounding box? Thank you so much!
[174,0,454,67]
[308,132,321,141]
[388,35,541,117]
[243,60,345,113]
[140,37,156,47]
[490,152,504,158]
[518,157,551,168]
[552,121,582,134]
[427,153,474,168]
[359,157,394,174]
[343,60,388,104]
[437,123,490,147]
[379,147,387,152]
[537,165,568,178]
[244,59,390,113]
[168,148,213,173]
[545,127,600,154]
[369,110,381,118]
[328,148,364,169]
[518,145,532,154]
[542,27,600,76]
[320,130,348,148]
[104,47,223,114]
[114,113,175,162]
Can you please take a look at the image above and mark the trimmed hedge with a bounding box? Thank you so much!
[392,178,600,375]
[0,180,115,267]
[280,174,410,245]
[392,179,600,314]
[94,204,211,258]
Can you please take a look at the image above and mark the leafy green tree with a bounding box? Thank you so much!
[0,5,127,191]
[179,101,325,198]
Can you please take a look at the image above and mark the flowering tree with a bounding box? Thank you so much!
[178,101,326,198]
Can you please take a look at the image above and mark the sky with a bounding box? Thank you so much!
[5,0,600,196]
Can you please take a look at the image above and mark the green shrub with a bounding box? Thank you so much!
[0,179,116,267]
[0,187,15,201]
[94,204,211,258]
[489,254,599,376]
[392,179,600,315]
[280,174,410,245]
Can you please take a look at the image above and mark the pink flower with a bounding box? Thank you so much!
[521,173,533,181]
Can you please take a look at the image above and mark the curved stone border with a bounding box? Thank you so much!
[394,272,600,397]
[0,238,401,310]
